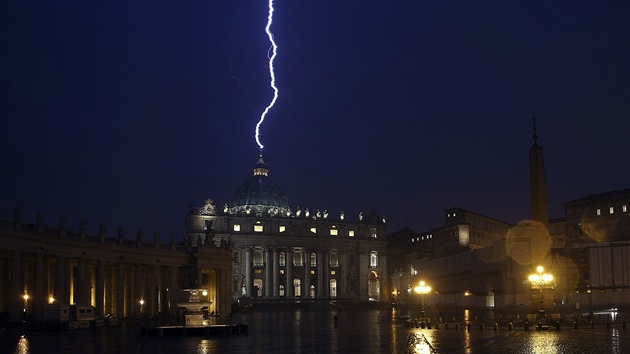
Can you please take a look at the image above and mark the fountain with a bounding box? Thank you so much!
[176,288,213,326]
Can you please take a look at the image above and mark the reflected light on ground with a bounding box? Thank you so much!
[197,339,217,354]
[529,332,558,354]
[14,335,29,354]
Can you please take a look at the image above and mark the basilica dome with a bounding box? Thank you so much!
[229,153,291,217]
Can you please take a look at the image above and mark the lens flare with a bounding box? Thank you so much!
[255,0,279,151]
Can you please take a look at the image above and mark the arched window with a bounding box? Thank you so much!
[309,285,316,298]
[279,252,286,267]
[253,249,264,266]
[293,251,303,266]
[370,251,378,268]
[329,251,339,267]
[253,279,263,297]
[330,279,337,298]
[279,285,285,297]
[310,253,317,267]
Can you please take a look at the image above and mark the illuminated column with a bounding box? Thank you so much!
[10,253,22,321]
[272,248,279,297]
[244,248,252,297]
[135,264,143,317]
[265,247,272,298]
[317,252,323,298]
[32,253,44,320]
[323,252,329,297]
[76,258,86,305]
[286,250,293,298]
[151,265,159,317]
[116,264,124,317]
[55,257,67,304]
[95,261,104,315]
[304,251,311,299]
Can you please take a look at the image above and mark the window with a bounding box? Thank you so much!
[370,228,377,238]
[610,207,614,214]
[329,229,338,236]
[310,253,317,267]
[596,208,601,216]
[279,285,285,297]
[329,252,339,267]
[279,225,286,232]
[253,250,264,266]
[204,220,213,231]
[254,224,263,232]
[293,251,304,266]
[310,285,315,298]
[331,270,336,275]
[624,205,627,213]
[233,224,241,232]
[254,279,263,297]
[330,279,337,298]
[310,270,315,275]
[279,252,286,266]
[348,230,355,237]
[370,251,378,268]
[310,227,317,233]
[279,269,285,275]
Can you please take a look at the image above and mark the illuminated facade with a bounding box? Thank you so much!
[185,154,388,303]
[0,212,233,323]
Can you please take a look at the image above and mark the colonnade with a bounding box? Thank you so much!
[0,251,184,322]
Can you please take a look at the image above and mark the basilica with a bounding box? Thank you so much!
[185,153,388,303]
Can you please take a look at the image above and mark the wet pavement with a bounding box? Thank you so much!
[2,306,629,353]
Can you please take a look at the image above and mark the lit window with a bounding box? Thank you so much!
[279,225,286,233]
[233,224,241,232]
[279,252,286,266]
[370,228,377,238]
[370,251,378,267]
[348,230,355,237]
[254,225,263,232]
[310,227,317,233]
[453,213,456,216]
[596,208,601,216]
[279,269,285,275]
[279,285,285,297]
[624,205,627,213]
[330,229,338,236]
[310,270,315,275]
[310,253,317,267]
[331,270,336,275]
[411,239,414,243]
[610,207,614,214]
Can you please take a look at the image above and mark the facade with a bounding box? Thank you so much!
[185,154,388,303]
[0,210,233,323]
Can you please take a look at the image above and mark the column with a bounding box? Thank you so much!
[116,264,125,317]
[55,257,66,305]
[304,251,311,299]
[95,261,104,316]
[151,265,159,317]
[339,251,347,297]
[244,248,252,297]
[323,252,329,297]
[272,248,279,297]
[286,250,293,298]
[135,264,143,317]
[316,252,323,299]
[265,247,272,298]
[76,258,86,305]
[32,253,44,320]
[10,253,22,321]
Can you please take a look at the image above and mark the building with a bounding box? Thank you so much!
[0,210,233,323]
[184,153,388,303]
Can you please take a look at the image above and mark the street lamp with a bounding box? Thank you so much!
[23,293,29,320]
[528,266,553,319]
[414,280,431,319]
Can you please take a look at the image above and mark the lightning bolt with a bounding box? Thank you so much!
[255,0,278,151]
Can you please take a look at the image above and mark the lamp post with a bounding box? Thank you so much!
[528,266,553,320]
[414,280,431,320]
[23,293,29,320]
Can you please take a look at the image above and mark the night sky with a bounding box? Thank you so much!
[2,1,629,241]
